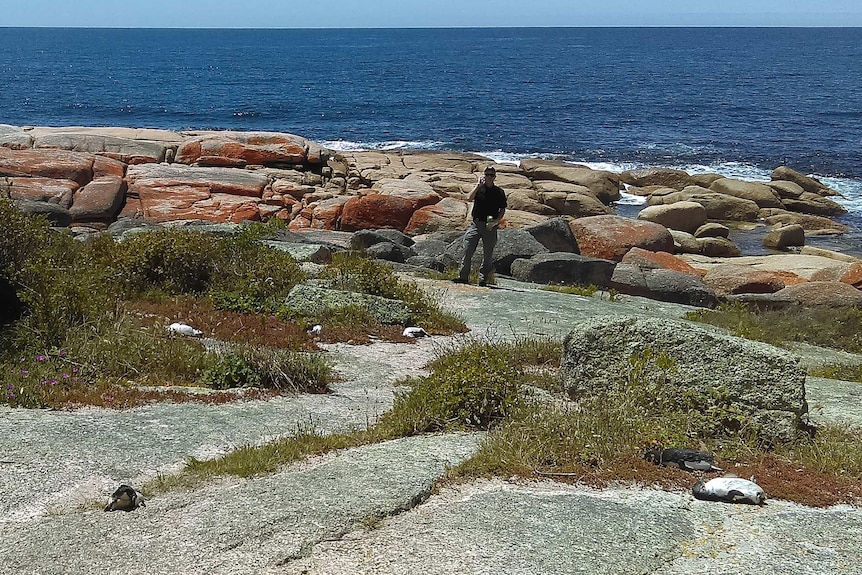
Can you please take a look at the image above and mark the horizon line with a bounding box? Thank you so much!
[2,24,861,30]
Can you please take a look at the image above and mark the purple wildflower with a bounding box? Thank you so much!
[20,370,29,376]
[36,355,46,362]
[62,373,70,380]
[59,349,67,357]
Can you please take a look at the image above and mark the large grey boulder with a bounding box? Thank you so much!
[0,124,33,148]
[365,241,417,264]
[523,216,580,253]
[444,228,548,276]
[561,315,808,442]
[351,228,415,250]
[262,240,333,264]
[609,264,719,308]
[12,199,72,227]
[510,253,615,287]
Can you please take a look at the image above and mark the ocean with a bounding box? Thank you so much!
[1,26,861,222]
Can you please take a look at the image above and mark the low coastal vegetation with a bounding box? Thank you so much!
[147,336,861,507]
[687,302,862,382]
[0,197,464,408]
[4,198,860,506]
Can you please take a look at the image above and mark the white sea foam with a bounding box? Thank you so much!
[820,176,862,214]
[322,139,446,152]
[616,190,648,206]
[472,150,529,166]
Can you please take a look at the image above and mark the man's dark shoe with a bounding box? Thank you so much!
[452,278,467,284]
[478,279,487,287]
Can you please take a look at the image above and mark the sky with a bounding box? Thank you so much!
[1,0,860,28]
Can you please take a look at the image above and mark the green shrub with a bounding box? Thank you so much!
[543,284,599,297]
[377,340,525,436]
[203,353,262,389]
[116,226,305,311]
[118,229,215,294]
[808,363,862,382]
[203,345,331,392]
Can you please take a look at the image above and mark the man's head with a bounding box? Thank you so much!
[483,166,496,180]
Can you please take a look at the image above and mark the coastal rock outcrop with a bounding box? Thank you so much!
[647,187,760,221]
[636,201,707,234]
[2,125,859,310]
[510,252,615,287]
[608,265,719,308]
[176,131,325,167]
[561,315,809,442]
[569,215,674,261]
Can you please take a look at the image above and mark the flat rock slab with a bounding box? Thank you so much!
[0,338,438,523]
[805,377,862,426]
[0,433,481,575]
[286,479,862,575]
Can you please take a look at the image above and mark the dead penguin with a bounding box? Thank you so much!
[402,326,428,338]
[104,484,146,512]
[644,447,723,473]
[168,322,203,337]
[692,476,766,505]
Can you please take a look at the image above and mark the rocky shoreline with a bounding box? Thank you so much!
[2,124,861,308]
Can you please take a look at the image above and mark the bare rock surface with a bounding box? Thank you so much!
[286,480,862,575]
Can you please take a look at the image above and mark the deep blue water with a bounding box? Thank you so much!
[2,27,861,213]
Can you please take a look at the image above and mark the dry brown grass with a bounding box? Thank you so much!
[125,298,319,351]
[457,453,861,508]
[125,297,420,347]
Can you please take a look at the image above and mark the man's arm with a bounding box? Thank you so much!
[467,173,484,201]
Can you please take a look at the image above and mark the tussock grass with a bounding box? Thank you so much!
[686,302,862,354]
[145,425,375,494]
[808,363,862,383]
[542,284,599,297]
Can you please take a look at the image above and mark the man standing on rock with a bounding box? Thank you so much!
[455,165,507,286]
